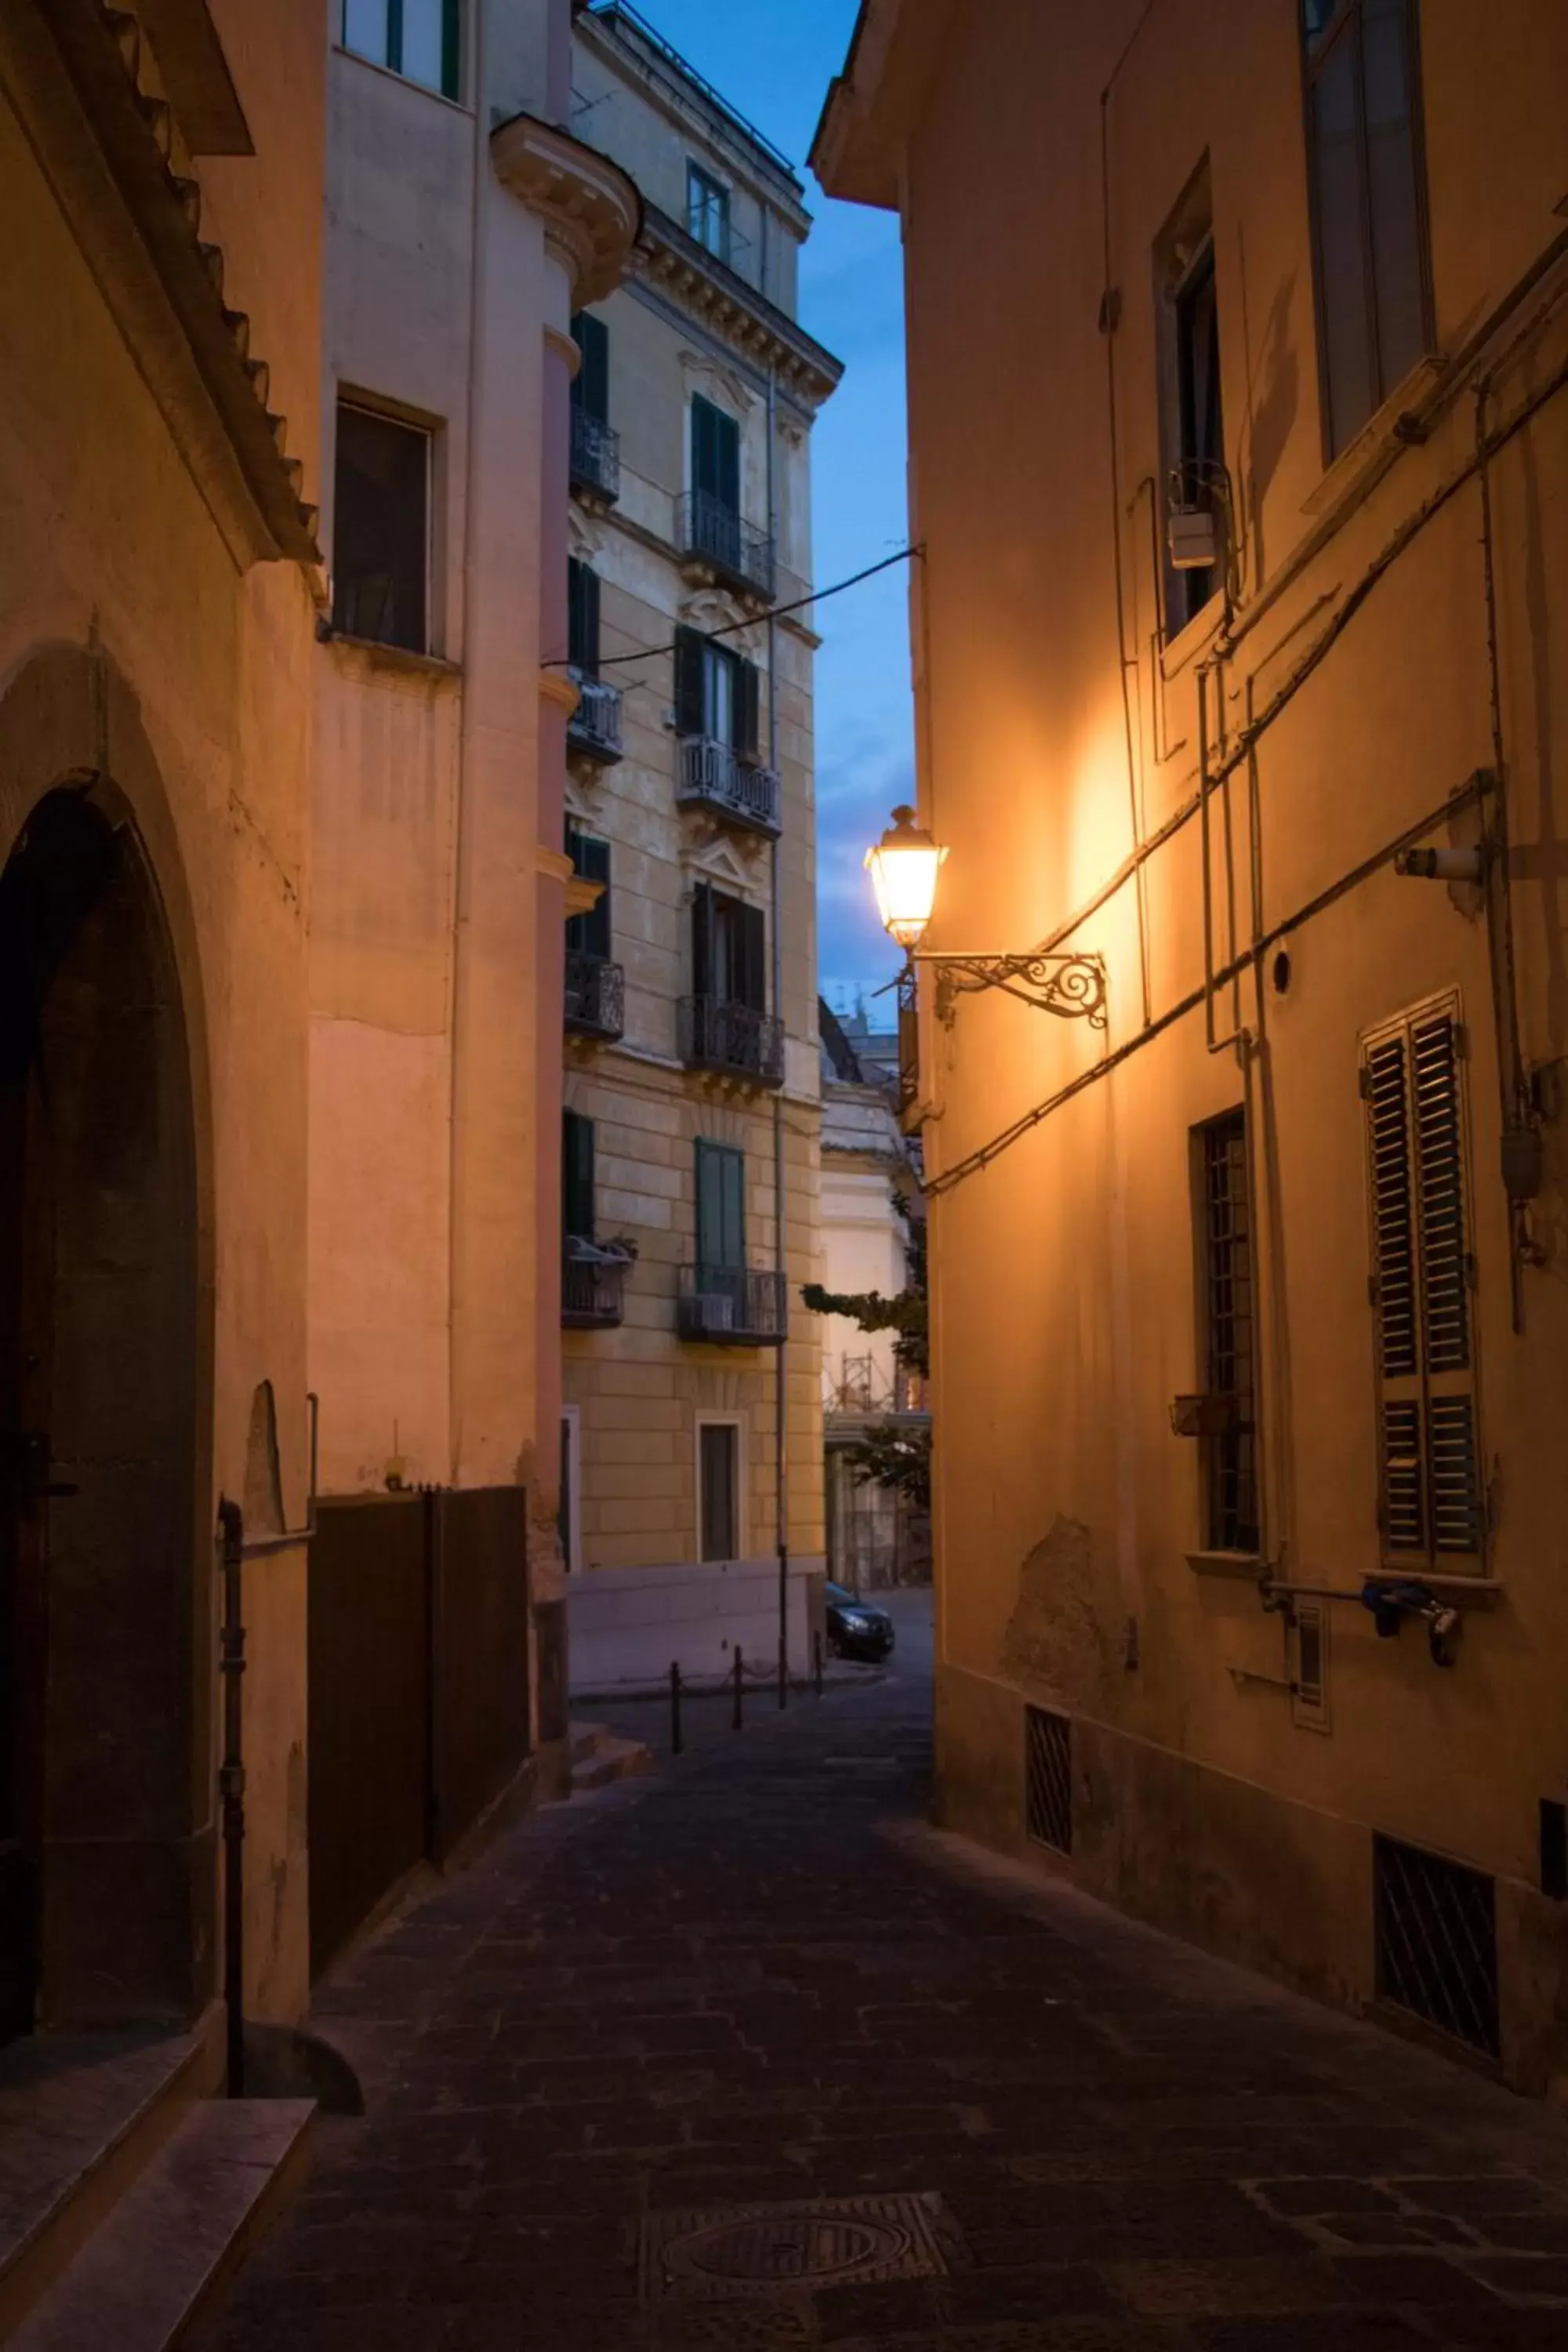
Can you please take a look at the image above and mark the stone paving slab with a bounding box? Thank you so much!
[198,1642,1568,2351]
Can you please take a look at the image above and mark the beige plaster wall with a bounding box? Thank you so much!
[845,0,1568,2089]
[0,0,328,2020]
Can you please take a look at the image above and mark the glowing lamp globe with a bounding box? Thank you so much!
[865,805,946,951]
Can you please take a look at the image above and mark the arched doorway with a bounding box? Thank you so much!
[0,786,201,2038]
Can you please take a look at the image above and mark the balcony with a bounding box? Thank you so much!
[678,995,784,1087]
[565,951,625,1043]
[567,670,623,765]
[677,738,781,837]
[677,491,775,603]
[562,1243,633,1330]
[677,1265,787,1347]
[570,408,619,505]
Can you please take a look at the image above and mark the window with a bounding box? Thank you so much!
[1156,167,1225,632]
[674,628,760,757]
[690,396,740,517]
[687,165,731,263]
[568,561,601,677]
[562,1111,595,1243]
[332,402,430,653]
[691,883,766,1012]
[699,1421,740,1562]
[1361,996,1483,1566]
[1196,1110,1260,1554]
[565,827,612,962]
[1303,0,1431,457]
[695,1140,746,1272]
[572,314,609,425]
[343,0,461,100]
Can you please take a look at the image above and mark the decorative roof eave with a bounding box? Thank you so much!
[811,0,959,212]
[135,0,252,155]
[638,204,844,412]
[5,0,319,565]
[491,112,643,308]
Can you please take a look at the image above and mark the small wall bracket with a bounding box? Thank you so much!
[912,950,1109,1030]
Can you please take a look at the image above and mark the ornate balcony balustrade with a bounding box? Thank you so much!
[677,1265,786,1347]
[565,951,625,1043]
[570,408,620,503]
[562,1245,632,1329]
[676,737,781,835]
[677,490,775,601]
[677,994,783,1087]
[568,670,623,764]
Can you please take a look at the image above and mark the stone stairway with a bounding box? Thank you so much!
[0,2025,311,2350]
[568,1718,652,1795]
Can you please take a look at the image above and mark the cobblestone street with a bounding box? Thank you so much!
[204,1608,1568,2352]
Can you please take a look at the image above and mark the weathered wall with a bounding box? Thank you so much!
[832,0,1568,2090]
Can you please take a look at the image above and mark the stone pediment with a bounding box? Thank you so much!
[684,832,761,898]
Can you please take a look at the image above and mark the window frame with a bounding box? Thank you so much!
[341,0,463,102]
[694,1138,747,1273]
[331,395,434,656]
[565,826,612,963]
[1154,161,1225,638]
[1191,1105,1261,1559]
[1299,0,1436,464]
[686,163,731,265]
[695,1414,744,1564]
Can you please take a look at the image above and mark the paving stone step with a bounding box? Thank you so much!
[0,2029,213,2338]
[569,1722,652,1791]
[9,2097,314,2352]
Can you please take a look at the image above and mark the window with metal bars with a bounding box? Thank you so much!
[1025,1707,1073,1855]
[1361,997,1483,1566]
[1197,1111,1260,1554]
[1373,1833,1499,2057]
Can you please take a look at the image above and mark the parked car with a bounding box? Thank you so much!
[826,1581,895,1662]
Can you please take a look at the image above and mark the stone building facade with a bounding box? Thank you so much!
[559,4,841,1690]
[818,0,1568,2091]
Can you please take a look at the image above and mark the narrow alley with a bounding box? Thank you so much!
[201,1605,1568,2352]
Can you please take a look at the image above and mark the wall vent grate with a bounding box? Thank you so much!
[1374,1832,1498,2057]
[1025,1705,1073,1854]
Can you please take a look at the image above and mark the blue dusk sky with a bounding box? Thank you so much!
[609,0,912,1018]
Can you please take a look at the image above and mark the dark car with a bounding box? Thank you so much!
[825,1581,895,1662]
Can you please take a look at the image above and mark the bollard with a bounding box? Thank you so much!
[814,1629,823,1699]
[670,1660,683,1756]
[732,1643,744,1731]
[778,1638,787,1711]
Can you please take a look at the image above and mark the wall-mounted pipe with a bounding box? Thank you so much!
[216,1497,245,2097]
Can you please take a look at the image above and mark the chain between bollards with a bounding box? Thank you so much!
[670,1659,683,1756]
[732,1643,743,1731]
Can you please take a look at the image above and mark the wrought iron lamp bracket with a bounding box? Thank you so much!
[909,950,1108,1030]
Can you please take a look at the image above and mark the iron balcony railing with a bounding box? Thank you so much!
[562,1247,631,1329]
[676,737,781,836]
[565,951,625,1043]
[570,408,620,503]
[567,670,623,764]
[677,491,775,601]
[677,1265,787,1347]
[677,994,784,1087]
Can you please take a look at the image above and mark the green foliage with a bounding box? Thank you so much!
[841,1421,931,1512]
[800,1181,928,1377]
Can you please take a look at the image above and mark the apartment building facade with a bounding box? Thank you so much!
[817,0,1568,2090]
[308,0,638,1865]
[558,5,842,1690]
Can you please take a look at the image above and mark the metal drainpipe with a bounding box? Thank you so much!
[767,355,789,1697]
[217,1498,245,2097]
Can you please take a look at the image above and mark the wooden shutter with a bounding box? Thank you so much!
[567,561,599,675]
[1362,997,1483,1566]
[695,1142,746,1271]
[691,881,713,999]
[674,627,706,738]
[572,312,609,422]
[699,1424,739,1562]
[720,1148,746,1268]
[735,659,760,760]
[441,0,460,100]
[565,829,612,960]
[739,902,768,1013]
[562,1112,595,1243]
[691,397,739,510]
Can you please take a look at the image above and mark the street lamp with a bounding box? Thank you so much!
[865,805,1108,1029]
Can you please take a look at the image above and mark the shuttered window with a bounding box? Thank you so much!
[568,561,600,676]
[565,828,612,962]
[699,1422,740,1561]
[673,630,760,757]
[691,883,766,1011]
[571,312,609,423]
[695,1140,746,1271]
[1362,997,1483,1566]
[691,396,740,513]
[562,1112,595,1243]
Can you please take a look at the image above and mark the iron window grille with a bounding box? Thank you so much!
[1301,0,1434,458]
[1373,1832,1499,2058]
[1199,1111,1261,1555]
[1361,997,1483,1567]
[1025,1706,1073,1855]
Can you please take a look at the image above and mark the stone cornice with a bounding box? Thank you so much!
[2,0,319,566]
[811,0,959,212]
[491,111,642,308]
[638,203,844,411]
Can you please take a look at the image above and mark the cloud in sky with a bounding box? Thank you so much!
[591,0,913,1012]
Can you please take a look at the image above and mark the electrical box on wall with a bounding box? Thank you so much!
[1168,506,1218,572]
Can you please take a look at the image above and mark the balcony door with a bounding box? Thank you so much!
[695,1140,746,1276]
[699,1421,740,1563]
[691,395,740,516]
[691,883,765,1011]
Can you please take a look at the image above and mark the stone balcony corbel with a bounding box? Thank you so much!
[490,112,642,307]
